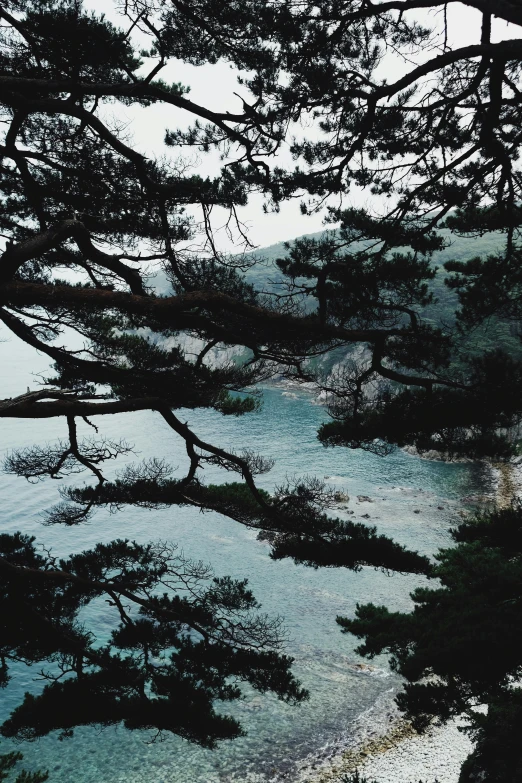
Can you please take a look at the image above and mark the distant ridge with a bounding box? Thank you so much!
[157,226,505,332]
[242,227,520,366]
[153,227,519,371]
[243,227,504,318]
[245,226,503,268]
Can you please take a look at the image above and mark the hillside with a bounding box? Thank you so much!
[243,228,522,366]
[243,227,503,306]
[154,228,521,370]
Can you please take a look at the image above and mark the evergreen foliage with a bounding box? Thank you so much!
[1,1,522,779]
[339,503,522,781]
[0,752,47,783]
[0,532,306,745]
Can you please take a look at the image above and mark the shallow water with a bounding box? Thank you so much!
[0,331,493,781]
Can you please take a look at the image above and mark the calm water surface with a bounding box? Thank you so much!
[0,331,493,782]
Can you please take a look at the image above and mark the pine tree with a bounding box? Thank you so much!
[0,752,47,783]
[1,0,522,772]
[340,503,522,781]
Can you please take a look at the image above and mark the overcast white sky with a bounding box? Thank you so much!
[85,1,518,252]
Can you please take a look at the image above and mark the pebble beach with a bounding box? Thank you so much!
[298,712,475,783]
[353,718,474,783]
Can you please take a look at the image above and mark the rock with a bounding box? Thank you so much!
[357,495,373,502]
[333,491,350,502]
[460,494,493,504]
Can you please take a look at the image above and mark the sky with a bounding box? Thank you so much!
[84,1,518,253]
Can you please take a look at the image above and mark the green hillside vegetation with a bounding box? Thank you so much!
[420,231,522,365]
[245,227,502,314]
[155,227,522,377]
[245,229,522,369]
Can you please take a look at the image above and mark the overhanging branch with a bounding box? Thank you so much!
[0,220,146,293]
[0,281,403,343]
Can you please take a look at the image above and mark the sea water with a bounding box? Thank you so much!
[0,331,493,782]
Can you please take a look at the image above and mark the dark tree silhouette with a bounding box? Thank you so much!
[1,0,522,772]
[0,751,47,783]
[341,503,522,782]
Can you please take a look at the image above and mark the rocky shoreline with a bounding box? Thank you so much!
[267,379,511,783]
[347,717,473,783]
[297,713,474,783]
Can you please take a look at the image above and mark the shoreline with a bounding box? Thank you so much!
[296,460,520,783]
[347,717,473,783]
[265,380,513,783]
[295,710,474,783]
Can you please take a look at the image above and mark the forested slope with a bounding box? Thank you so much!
[242,229,522,371]
[155,228,521,378]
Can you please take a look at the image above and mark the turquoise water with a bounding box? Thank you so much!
[0,331,493,782]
